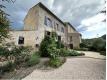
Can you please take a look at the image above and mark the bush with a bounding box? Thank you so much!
[39,36,52,57]
[80,43,88,48]
[75,48,89,51]
[1,61,15,73]
[100,51,106,56]
[91,38,105,52]
[0,46,10,58]
[59,48,85,56]
[49,57,63,68]
[59,48,69,56]
[39,32,59,58]
[10,46,31,56]
[68,50,85,56]
[5,46,32,68]
[26,52,40,67]
[56,41,64,49]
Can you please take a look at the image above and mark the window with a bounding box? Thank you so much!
[44,16,52,27]
[61,27,64,33]
[58,36,61,41]
[18,36,24,44]
[45,31,51,36]
[44,16,47,25]
[56,23,59,31]
[35,44,39,48]
[69,44,73,49]
[70,36,72,41]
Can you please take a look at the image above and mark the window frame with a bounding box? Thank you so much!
[18,36,24,44]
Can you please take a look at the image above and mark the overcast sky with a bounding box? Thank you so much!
[2,0,106,39]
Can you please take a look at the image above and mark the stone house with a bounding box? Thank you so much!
[7,2,81,49]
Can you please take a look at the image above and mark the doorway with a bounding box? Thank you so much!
[69,44,73,49]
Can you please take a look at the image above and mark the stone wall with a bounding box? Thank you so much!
[6,31,36,47]
[68,33,81,49]
[38,6,66,44]
[24,6,39,31]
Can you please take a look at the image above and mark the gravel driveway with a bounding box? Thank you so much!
[78,51,106,59]
[23,57,106,80]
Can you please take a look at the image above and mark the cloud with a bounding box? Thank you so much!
[77,12,106,38]
[81,13,105,26]
[47,0,54,9]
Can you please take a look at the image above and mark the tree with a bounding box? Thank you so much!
[91,38,105,51]
[0,0,15,43]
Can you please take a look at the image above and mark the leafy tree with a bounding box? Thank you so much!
[91,38,106,51]
[0,0,15,43]
[39,32,58,57]
[39,35,52,57]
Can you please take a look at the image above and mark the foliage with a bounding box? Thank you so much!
[47,34,59,59]
[0,0,11,43]
[75,48,89,51]
[39,32,59,58]
[10,46,32,66]
[80,36,106,56]
[0,61,15,73]
[59,48,85,56]
[26,52,40,67]
[39,35,52,57]
[49,57,63,68]
[80,39,94,48]
[59,48,69,56]
[0,46,32,69]
[10,46,31,56]
[56,41,64,49]
[90,38,106,52]
[101,34,106,40]
[80,43,88,48]
[0,46,10,57]
[68,50,84,56]
[100,51,106,56]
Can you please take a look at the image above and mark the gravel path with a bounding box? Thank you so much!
[78,51,106,59]
[23,57,106,80]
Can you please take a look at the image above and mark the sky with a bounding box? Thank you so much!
[2,0,106,39]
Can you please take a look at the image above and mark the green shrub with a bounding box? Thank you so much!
[1,61,15,72]
[75,48,89,51]
[39,36,52,57]
[49,57,63,68]
[10,46,31,56]
[9,46,32,67]
[80,43,88,48]
[59,48,84,56]
[100,51,106,56]
[39,32,59,58]
[59,48,69,56]
[56,41,64,49]
[0,46,10,57]
[26,52,40,67]
[91,38,105,52]
[68,50,84,56]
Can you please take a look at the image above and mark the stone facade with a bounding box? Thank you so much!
[6,31,36,47]
[7,2,81,49]
[65,23,81,49]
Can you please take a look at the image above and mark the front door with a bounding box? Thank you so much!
[69,44,73,49]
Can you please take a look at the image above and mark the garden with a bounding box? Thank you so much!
[0,32,84,79]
